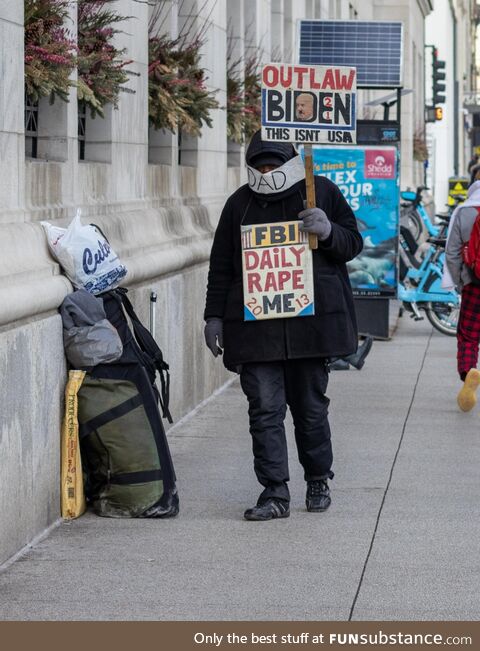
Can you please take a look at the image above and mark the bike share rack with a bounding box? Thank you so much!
[354,86,403,339]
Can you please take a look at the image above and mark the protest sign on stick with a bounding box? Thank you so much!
[260,62,357,250]
[260,63,357,144]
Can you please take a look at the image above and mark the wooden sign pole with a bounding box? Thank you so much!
[303,144,318,250]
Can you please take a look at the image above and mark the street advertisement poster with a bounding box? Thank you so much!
[241,221,314,320]
[308,146,399,298]
[261,63,357,145]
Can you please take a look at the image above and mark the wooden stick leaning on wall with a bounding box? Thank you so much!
[303,144,318,250]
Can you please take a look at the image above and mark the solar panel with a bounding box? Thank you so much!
[298,20,403,87]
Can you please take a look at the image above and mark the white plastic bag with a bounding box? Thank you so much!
[41,210,127,294]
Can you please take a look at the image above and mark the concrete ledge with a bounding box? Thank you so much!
[0,313,66,564]
[0,275,72,327]
[0,200,220,328]
[124,238,213,286]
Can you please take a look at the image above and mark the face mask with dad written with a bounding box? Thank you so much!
[247,155,305,195]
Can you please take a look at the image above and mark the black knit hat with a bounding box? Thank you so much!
[246,130,296,169]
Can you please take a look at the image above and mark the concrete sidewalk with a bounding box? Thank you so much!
[1,316,479,621]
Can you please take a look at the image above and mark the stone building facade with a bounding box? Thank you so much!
[0,0,433,564]
[426,0,478,206]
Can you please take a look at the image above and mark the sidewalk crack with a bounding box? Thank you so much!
[348,329,433,620]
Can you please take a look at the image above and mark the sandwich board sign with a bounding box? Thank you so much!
[261,62,357,145]
[241,221,314,321]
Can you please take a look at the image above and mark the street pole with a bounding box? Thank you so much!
[449,0,459,175]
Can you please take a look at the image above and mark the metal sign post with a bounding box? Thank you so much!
[149,291,157,337]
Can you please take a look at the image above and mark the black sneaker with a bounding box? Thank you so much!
[306,479,331,512]
[345,336,373,370]
[244,498,290,521]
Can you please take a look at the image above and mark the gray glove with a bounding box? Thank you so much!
[204,317,223,357]
[299,207,332,241]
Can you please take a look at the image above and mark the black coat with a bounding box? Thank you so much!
[204,174,363,371]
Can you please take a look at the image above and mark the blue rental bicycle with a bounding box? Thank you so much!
[401,186,439,241]
[398,226,459,336]
[400,186,462,243]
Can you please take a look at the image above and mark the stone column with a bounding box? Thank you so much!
[191,0,228,203]
[226,0,245,168]
[109,0,149,202]
[270,0,285,61]
[244,0,272,64]
[0,3,25,224]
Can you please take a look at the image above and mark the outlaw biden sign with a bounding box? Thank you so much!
[261,63,357,145]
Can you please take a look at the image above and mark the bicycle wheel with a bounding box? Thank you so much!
[425,302,459,336]
[401,208,423,242]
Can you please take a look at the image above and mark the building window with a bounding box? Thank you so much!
[78,101,86,161]
[25,93,69,162]
[25,93,39,159]
[77,105,112,163]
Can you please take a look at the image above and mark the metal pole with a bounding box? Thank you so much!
[449,0,459,175]
[149,291,157,337]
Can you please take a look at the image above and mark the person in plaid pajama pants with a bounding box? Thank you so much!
[445,180,480,411]
[457,282,480,380]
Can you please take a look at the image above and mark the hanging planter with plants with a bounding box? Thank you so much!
[225,53,261,145]
[148,0,219,137]
[77,0,135,118]
[413,128,429,162]
[226,56,245,145]
[243,56,262,141]
[148,33,219,136]
[24,0,77,103]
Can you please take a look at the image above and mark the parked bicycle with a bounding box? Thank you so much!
[400,186,437,241]
[400,186,462,243]
[398,225,459,336]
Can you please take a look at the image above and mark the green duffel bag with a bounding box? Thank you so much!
[78,373,177,518]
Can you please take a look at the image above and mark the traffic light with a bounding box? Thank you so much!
[432,48,446,105]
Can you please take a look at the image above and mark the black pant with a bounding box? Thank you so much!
[240,358,333,503]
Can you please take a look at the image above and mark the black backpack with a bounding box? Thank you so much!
[77,288,178,518]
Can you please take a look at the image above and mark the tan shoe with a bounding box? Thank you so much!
[457,369,480,412]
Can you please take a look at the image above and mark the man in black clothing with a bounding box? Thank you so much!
[204,130,363,521]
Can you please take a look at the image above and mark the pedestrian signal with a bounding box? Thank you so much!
[435,106,443,121]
